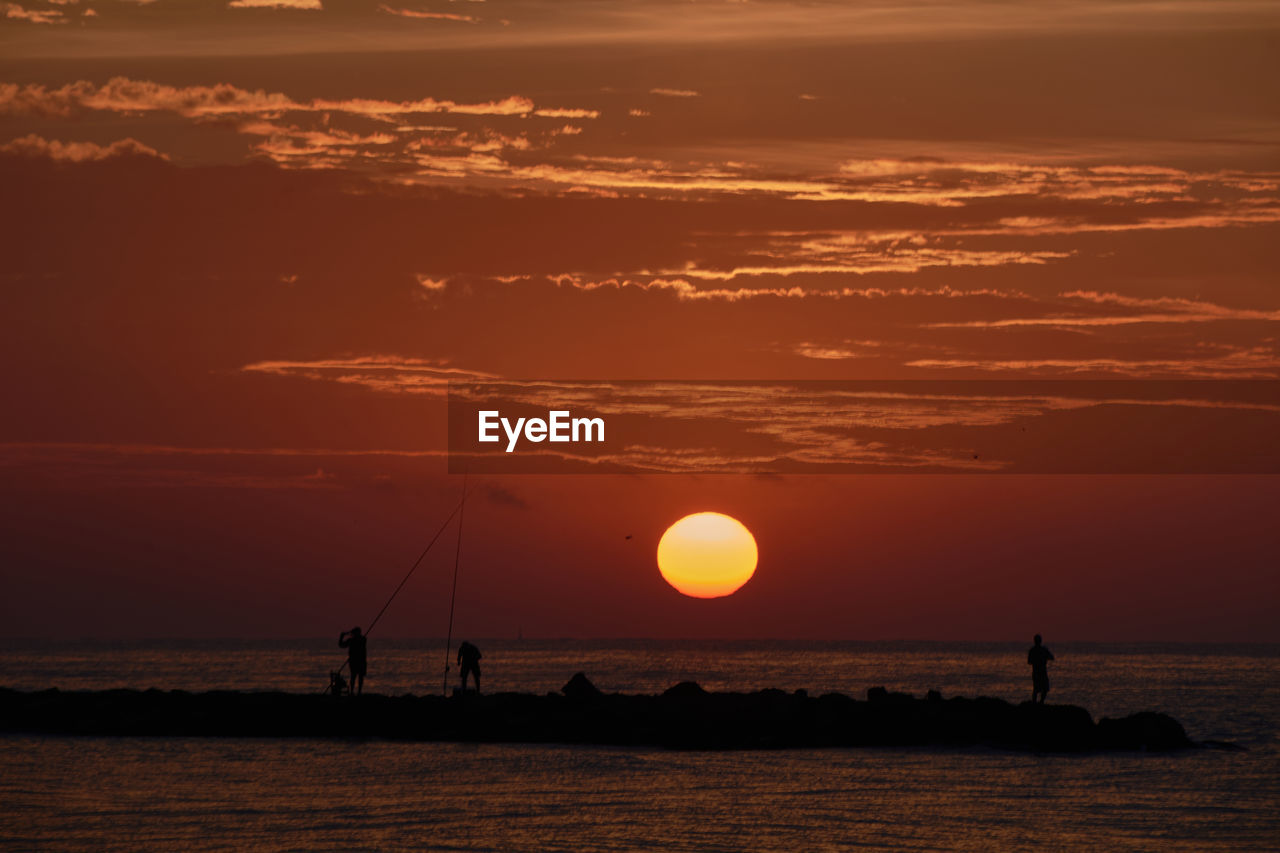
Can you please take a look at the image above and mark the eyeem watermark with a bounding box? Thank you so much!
[478,410,605,453]
[448,379,1280,474]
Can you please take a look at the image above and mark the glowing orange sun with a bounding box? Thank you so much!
[657,512,758,598]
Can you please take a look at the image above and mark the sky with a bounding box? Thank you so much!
[1,0,1278,640]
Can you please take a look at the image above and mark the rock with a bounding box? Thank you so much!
[561,672,603,701]
[1097,711,1192,750]
[661,681,708,700]
[1013,702,1096,751]
[1200,739,1247,752]
[0,684,1212,753]
[867,686,913,703]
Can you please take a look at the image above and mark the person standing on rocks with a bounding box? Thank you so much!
[339,627,367,696]
[1027,634,1055,704]
[457,640,482,694]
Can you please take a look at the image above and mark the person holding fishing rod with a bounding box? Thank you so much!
[338,627,368,696]
[322,485,468,698]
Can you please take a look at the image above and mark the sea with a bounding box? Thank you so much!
[1,640,1276,851]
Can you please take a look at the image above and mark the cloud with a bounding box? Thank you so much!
[0,134,164,161]
[0,79,293,118]
[530,106,600,119]
[239,120,398,163]
[240,356,495,394]
[903,357,1276,378]
[650,88,700,98]
[794,341,886,360]
[416,274,448,292]
[925,291,1280,329]
[377,4,478,22]
[543,274,1029,304]
[3,3,65,23]
[0,442,447,460]
[4,78,1271,220]
[228,0,322,8]
[832,157,1280,207]
[17,378,1265,477]
[650,250,1072,282]
[395,155,977,202]
[906,347,1280,378]
[383,146,1280,209]
[0,78,596,122]
[0,442,434,490]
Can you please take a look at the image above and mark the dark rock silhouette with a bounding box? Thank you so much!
[0,682,1206,752]
[1097,710,1196,751]
[662,681,709,700]
[562,672,603,701]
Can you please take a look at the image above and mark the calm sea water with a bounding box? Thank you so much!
[1,640,1277,850]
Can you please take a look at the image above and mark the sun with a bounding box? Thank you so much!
[657,512,758,599]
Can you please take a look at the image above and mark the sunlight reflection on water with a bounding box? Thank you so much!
[1,737,1277,851]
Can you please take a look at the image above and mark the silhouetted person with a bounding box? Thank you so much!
[339,627,367,696]
[1027,634,1054,703]
[457,640,482,693]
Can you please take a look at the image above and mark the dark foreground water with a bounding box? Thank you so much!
[1,641,1277,850]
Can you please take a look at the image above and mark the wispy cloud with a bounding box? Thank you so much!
[0,78,597,121]
[377,4,479,22]
[4,2,65,23]
[925,292,1280,329]
[539,275,1026,303]
[0,441,446,490]
[0,133,164,161]
[240,356,495,394]
[228,0,321,9]
[906,350,1280,379]
[794,340,887,360]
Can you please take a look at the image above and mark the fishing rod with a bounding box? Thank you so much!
[324,490,466,694]
[442,476,468,696]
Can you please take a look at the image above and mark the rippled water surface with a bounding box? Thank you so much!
[2,641,1277,850]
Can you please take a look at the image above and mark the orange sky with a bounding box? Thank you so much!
[1,0,1277,639]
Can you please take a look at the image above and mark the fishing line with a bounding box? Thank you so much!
[324,490,466,694]
[366,493,465,637]
[442,476,468,695]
